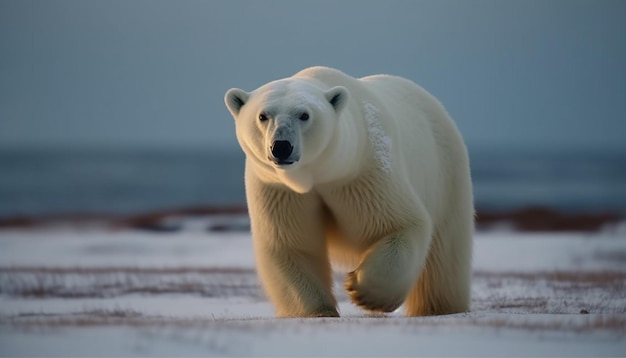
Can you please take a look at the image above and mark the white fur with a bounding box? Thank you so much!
[225,66,474,317]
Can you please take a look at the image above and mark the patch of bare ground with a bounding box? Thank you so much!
[0,267,255,274]
[2,266,625,333]
[0,206,252,232]
[2,205,623,233]
[3,267,625,314]
[473,271,626,315]
[476,270,626,286]
[0,267,261,299]
[476,206,624,232]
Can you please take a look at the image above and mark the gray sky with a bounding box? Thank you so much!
[1,0,625,151]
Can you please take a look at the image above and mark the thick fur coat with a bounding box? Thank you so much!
[225,66,473,317]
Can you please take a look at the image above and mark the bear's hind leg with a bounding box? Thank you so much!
[404,224,472,316]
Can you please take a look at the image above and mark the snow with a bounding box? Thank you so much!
[2,315,624,357]
[1,225,625,356]
[0,229,255,269]
[363,101,393,174]
[474,231,626,272]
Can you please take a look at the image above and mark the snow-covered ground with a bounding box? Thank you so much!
[1,224,625,357]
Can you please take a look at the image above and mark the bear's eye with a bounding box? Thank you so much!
[298,112,309,121]
[259,113,268,122]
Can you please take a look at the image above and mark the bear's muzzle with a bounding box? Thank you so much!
[270,140,294,164]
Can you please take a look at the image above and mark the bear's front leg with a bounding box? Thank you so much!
[345,221,432,313]
[247,177,337,317]
[255,242,338,317]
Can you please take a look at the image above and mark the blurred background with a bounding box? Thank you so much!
[1,0,625,228]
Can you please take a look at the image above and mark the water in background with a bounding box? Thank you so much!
[0,146,625,218]
[470,147,626,214]
[0,147,246,218]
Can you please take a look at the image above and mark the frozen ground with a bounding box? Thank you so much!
[0,224,625,357]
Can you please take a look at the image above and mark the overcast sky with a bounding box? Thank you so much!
[1,0,625,151]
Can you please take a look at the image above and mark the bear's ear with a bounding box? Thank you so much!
[224,88,250,118]
[324,86,348,114]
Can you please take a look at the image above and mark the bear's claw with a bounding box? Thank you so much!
[344,271,403,313]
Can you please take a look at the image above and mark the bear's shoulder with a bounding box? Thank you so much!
[294,66,358,86]
[295,66,345,78]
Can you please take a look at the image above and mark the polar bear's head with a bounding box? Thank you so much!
[224,79,348,192]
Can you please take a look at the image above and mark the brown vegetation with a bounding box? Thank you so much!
[476,206,622,232]
[1,205,623,232]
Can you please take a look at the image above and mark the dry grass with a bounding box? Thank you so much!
[2,265,625,333]
[472,270,626,315]
[0,267,626,326]
[0,266,261,299]
[3,267,624,312]
[475,270,626,283]
[0,267,255,274]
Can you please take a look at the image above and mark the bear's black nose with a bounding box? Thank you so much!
[271,140,294,161]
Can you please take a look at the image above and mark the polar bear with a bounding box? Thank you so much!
[224,66,473,317]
